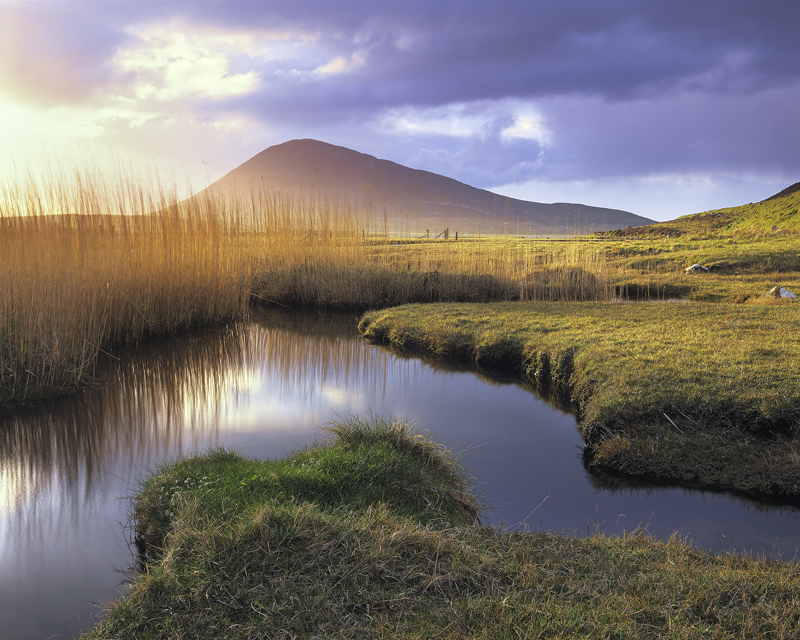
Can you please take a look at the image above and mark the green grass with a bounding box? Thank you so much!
[599,183,800,237]
[591,185,800,303]
[359,301,800,502]
[599,232,800,304]
[83,416,800,640]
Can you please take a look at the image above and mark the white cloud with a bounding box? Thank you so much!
[115,23,264,102]
[500,112,553,146]
[379,100,553,146]
[380,103,495,138]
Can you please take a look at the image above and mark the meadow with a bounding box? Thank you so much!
[3,169,799,496]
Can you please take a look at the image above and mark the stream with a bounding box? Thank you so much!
[1,309,798,639]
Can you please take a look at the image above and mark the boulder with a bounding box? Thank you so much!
[767,285,797,300]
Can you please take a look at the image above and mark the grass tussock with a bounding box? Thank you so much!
[84,416,800,640]
[360,302,800,502]
[133,416,479,559]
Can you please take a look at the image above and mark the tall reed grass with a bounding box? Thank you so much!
[229,186,612,307]
[0,170,250,402]
[0,168,612,403]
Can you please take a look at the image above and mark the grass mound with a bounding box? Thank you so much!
[599,184,800,238]
[85,416,800,639]
[134,416,479,560]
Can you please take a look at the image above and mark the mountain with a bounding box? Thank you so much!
[203,139,653,234]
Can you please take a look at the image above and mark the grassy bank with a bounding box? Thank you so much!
[359,302,800,502]
[84,416,800,639]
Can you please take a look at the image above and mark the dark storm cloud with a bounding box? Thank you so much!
[170,0,799,188]
[542,87,800,179]
[213,0,799,100]
[10,1,797,106]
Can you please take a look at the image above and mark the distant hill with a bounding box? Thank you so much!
[201,139,652,235]
[598,181,800,238]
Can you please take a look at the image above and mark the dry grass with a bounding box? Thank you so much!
[235,187,614,308]
[0,177,250,402]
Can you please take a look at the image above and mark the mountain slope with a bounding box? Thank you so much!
[204,139,652,234]
[599,181,800,238]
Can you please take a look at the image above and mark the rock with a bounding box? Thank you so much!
[767,285,797,300]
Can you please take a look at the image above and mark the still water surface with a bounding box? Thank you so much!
[1,310,798,639]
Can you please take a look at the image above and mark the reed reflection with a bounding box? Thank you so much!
[0,324,249,521]
[2,309,799,640]
[0,309,405,640]
[0,310,391,526]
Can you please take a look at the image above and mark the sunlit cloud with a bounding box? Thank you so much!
[114,22,264,102]
[313,50,367,76]
[500,112,553,146]
[379,100,553,147]
[381,103,495,138]
[0,2,797,219]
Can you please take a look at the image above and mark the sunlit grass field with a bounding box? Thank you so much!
[2,167,798,414]
[7,167,799,638]
[3,166,799,497]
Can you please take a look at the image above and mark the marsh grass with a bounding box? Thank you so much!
[84,417,800,640]
[0,172,613,403]
[239,188,614,308]
[0,194,250,403]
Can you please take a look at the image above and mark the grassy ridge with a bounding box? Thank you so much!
[599,184,800,237]
[359,302,800,501]
[83,417,800,640]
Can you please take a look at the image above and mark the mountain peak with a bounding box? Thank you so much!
[210,139,653,233]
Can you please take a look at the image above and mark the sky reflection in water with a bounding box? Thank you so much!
[1,309,798,640]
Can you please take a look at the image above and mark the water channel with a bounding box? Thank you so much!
[1,309,798,639]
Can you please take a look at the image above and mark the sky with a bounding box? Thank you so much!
[0,1,798,221]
